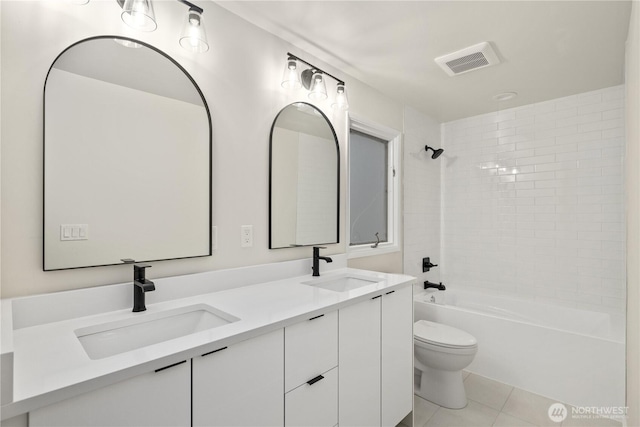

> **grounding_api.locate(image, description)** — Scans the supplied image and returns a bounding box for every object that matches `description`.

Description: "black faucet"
[312,246,333,277]
[133,264,155,312]
[424,280,446,291]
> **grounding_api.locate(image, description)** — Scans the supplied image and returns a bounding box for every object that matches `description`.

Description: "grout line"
[499,386,516,412]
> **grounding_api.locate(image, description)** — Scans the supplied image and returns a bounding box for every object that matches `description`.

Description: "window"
[348,117,401,258]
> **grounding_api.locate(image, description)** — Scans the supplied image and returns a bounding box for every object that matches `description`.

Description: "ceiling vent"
[435,42,500,76]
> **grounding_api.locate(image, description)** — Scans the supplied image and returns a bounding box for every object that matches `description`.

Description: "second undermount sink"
[75,304,239,360]
[302,273,382,293]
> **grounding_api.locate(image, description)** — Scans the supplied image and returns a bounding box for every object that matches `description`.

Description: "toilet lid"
[414,320,477,348]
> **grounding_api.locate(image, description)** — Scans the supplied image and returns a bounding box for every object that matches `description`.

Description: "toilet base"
[415,366,467,409]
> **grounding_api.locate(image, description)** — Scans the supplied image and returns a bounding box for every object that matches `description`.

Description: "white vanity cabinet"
[29,359,190,427]
[339,295,381,427]
[192,329,284,427]
[338,285,413,427]
[284,310,338,427]
[381,286,414,425]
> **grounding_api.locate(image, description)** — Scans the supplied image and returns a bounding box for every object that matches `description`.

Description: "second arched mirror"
[269,102,339,249]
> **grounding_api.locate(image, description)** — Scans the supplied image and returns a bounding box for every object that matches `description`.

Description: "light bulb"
[179,8,209,53]
[308,72,327,100]
[332,83,349,110]
[121,0,157,32]
[281,58,302,89]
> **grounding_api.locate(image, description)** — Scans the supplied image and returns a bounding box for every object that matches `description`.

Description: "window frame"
[347,115,401,259]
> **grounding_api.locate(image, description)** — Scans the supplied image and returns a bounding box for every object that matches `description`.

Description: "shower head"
[425,145,444,160]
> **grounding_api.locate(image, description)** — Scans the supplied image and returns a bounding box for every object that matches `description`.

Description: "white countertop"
[2,267,414,419]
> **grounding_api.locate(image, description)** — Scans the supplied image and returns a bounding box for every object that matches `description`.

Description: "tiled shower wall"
[441,86,626,314]
[403,107,441,284]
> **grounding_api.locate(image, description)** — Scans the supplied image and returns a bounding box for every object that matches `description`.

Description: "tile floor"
[402,372,624,427]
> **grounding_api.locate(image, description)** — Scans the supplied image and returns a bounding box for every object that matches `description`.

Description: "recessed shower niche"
[43,36,212,270]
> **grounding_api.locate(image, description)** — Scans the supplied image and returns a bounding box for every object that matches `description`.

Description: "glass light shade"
[281,58,302,89]
[121,0,157,32]
[179,9,209,53]
[308,72,327,100]
[332,83,349,110]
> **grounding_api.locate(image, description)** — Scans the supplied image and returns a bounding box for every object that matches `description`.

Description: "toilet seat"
[414,320,477,350]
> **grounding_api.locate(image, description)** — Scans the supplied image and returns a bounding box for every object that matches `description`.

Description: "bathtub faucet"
[424,280,446,291]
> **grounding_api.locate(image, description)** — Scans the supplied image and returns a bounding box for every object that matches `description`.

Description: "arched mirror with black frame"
[43,36,212,270]
[269,102,340,249]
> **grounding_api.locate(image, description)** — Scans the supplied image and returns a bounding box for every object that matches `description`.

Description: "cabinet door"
[338,296,381,427]
[192,329,284,427]
[29,360,190,427]
[285,310,338,392]
[381,286,414,426]
[285,367,338,427]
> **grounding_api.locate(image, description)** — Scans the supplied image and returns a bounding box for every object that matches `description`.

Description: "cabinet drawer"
[285,310,337,392]
[285,367,338,427]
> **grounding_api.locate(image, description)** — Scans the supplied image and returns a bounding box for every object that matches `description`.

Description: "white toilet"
[413,320,478,409]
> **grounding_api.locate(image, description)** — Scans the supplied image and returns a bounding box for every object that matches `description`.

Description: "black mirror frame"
[43,36,213,270]
[268,102,340,249]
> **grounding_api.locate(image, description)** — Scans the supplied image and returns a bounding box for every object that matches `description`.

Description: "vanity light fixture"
[308,72,328,100]
[121,0,157,32]
[281,57,302,89]
[281,53,349,110]
[178,0,209,53]
[332,82,349,111]
[117,0,209,53]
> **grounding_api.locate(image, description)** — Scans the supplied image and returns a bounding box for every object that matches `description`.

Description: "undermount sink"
[302,274,381,292]
[75,304,239,360]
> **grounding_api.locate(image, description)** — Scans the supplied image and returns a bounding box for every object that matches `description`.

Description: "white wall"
[441,86,626,315]
[625,1,640,424]
[403,107,441,284]
[0,0,403,298]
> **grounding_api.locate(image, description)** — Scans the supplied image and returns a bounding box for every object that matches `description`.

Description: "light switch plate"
[60,224,88,241]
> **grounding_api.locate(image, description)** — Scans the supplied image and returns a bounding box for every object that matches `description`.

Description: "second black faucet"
[312,246,332,277]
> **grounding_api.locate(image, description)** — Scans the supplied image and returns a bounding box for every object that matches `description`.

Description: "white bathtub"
[414,288,625,408]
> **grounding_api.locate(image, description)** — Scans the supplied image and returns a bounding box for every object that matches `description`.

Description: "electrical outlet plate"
[241,225,253,248]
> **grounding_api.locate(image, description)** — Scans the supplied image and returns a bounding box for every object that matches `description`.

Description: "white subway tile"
[556,130,602,145]
[438,86,625,314]
[577,98,624,115]
[535,107,577,124]
[601,85,625,101]
[516,154,556,166]
[576,92,603,105]
[602,109,623,120]
[535,143,577,156]
[535,125,578,140]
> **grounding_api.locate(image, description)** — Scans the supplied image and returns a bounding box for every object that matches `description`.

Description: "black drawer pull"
[201,346,227,357]
[371,295,382,300]
[386,290,395,295]
[155,360,186,373]
[307,375,325,386]
[308,314,325,321]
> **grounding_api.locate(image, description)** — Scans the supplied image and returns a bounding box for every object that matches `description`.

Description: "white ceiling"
[217,0,632,122]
